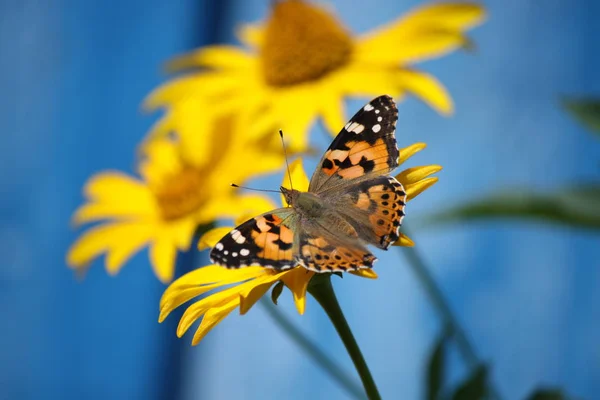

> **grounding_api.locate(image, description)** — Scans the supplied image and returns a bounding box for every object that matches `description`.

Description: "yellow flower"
[160,144,440,344]
[67,116,279,283]
[145,1,485,152]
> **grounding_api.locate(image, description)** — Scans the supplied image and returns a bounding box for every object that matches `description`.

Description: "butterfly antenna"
[279,129,294,192]
[230,183,280,194]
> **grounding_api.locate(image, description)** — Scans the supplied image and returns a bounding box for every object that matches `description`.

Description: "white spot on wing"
[215,243,224,251]
[231,229,246,244]
[364,104,374,111]
[375,109,380,114]
[232,252,238,257]
[372,124,381,133]
[377,116,382,122]
[347,122,365,134]
[240,248,250,256]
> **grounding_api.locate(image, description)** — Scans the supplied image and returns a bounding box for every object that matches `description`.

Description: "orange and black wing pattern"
[308,95,399,193]
[210,209,297,271]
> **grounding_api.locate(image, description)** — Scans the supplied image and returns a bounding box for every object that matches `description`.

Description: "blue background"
[1,0,598,399]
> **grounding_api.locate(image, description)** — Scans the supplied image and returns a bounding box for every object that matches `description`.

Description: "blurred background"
[1,0,598,399]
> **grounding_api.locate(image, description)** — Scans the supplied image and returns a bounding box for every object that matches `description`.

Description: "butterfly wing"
[308,95,399,194]
[330,175,407,249]
[213,95,401,272]
[210,208,298,271]
[296,219,377,273]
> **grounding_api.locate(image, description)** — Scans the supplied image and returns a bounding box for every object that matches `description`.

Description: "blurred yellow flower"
[67,116,280,283]
[145,0,485,152]
[160,145,441,344]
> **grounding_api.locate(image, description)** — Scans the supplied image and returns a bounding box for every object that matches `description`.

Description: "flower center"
[261,0,353,87]
[153,166,206,221]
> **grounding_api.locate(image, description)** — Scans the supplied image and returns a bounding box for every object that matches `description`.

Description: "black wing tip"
[370,94,396,107]
[363,95,398,123]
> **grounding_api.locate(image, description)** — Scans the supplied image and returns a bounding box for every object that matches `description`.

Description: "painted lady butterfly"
[210,95,406,273]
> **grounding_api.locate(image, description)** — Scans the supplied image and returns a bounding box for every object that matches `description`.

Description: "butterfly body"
[281,187,325,220]
[211,95,406,273]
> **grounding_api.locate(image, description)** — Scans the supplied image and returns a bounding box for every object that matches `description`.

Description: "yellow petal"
[239,272,285,315]
[149,237,178,283]
[273,89,319,153]
[318,86,345,136]
[395,69,453,115]
[281,267,315,315]
[166,46,253,72]
[159,286,208,323]
[357,3,485,65]
[159,266,266,322]
[105,228,153,275]
[171,265,265,289]
[192,75,261,122]
[220,127,285,184]
[399,142,427,165]
[143,75,206,110]
[176,284,239,336]
[198,227,233,250]
[396,165,443,187]
[67,221,153,269]
[405,177,439,201]
[201,194,276,224]
[177,274,267,340]
[237,23,265,49]
[239,100,280,143]
[361,26,472,67]
[359,28,470,66]
[72,201,157,226]
[137,137,183,185]
[191,299,240,345]
[141,114,171,144]
[392,232,415,247]
[164,218,197,251]
[396,3,486,31]
[335,67,403,99]
[82,171,151,203]
[280,158,310,205]
[164,98,217,165]
[349,268,379,279]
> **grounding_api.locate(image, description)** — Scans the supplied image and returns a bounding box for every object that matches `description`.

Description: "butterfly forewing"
[213,95,407,274]
[309,95,399,194]
[210,209,298,271]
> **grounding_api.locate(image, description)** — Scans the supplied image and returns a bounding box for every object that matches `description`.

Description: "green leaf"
[426,331,448,400]
[423,184,600,231]
[562,97,600,134]
[271,281,284,306]
[451,365,488,400]
[525,388,565,400]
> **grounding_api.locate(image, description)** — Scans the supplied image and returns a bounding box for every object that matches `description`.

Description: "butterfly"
[210,95,406,273]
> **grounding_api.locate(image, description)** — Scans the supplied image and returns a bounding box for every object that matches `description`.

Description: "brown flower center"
[153,166,207,221]
[261,0,353,87]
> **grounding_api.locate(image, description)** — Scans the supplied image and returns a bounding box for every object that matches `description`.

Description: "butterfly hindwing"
[309,95,399,194]
[212,95,408,274]
[210,209,298,271]
[332,175,406,249]
[296,222,377,273]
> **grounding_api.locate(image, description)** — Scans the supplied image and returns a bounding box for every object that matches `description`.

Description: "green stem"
[400,227,503,400]
[260,298,365,399]
[308,274,380,400]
